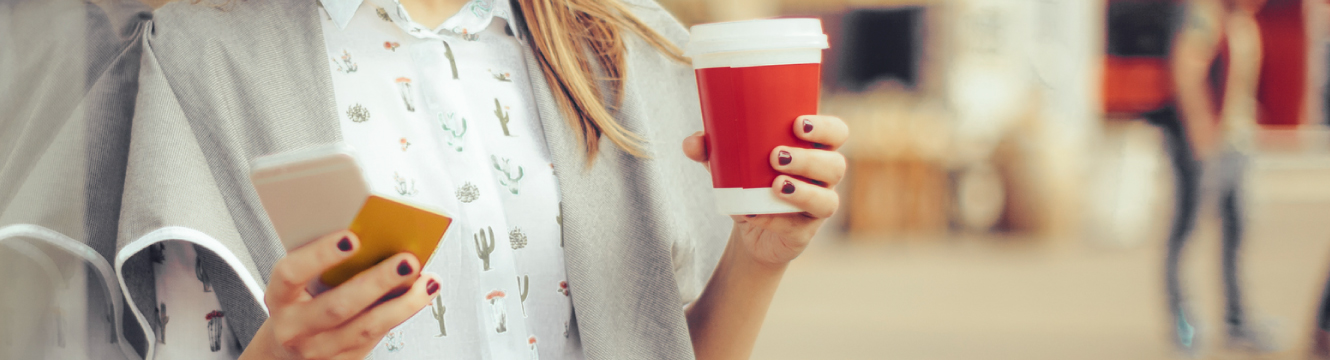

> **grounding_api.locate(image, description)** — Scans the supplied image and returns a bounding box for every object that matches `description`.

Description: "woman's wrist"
[686,227,789,360]
[722,228,789,279]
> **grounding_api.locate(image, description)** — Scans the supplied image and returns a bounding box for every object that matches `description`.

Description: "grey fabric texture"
[513,1,729,357]
[0,0,146,255]
[120,249,156,356]
[121,0,341,350]
[0,0,150,357]
[125,0,729,358]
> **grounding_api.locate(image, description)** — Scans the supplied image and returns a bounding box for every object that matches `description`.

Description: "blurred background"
[657,0,1330,359]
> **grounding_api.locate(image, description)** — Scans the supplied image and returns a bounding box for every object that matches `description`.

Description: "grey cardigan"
[0,0,150,359]
[118,0,728,359]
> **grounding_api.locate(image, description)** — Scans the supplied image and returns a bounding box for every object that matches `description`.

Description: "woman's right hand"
[240,231,440,360]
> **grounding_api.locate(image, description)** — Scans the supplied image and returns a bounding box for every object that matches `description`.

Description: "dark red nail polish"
[397,260,412,276]
[337,237,352,252]
[426,279,439,295]
[377,287,409,303]
[781,180,795,194]
[778,150,792,166]
[802,119,814,134]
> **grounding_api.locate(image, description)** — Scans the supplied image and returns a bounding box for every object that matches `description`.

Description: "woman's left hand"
[682,115,848,268]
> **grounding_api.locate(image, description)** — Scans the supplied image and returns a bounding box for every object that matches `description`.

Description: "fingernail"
[337,237,352,252]
[426,279,439,295]
[397,260,412,276]
[781,180,796,194]
[802,119,814,134]
[778,150,792,166]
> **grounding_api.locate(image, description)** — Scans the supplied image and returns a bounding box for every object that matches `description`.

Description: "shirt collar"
[322,0,519,41]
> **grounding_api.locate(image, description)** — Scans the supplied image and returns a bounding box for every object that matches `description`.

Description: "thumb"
[682,131,708,164]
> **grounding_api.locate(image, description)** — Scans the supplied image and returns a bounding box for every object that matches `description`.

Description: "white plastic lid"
[685,18,829,57]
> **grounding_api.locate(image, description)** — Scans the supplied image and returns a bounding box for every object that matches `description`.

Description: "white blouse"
[150,0,582,359]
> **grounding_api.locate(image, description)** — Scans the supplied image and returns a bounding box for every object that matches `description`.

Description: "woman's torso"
[131,0,723,357]
[318,0,581,358]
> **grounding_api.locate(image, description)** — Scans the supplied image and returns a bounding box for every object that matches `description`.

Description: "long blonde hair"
[515,0,688,162]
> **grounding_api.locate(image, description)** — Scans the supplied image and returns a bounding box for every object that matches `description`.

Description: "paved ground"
[752,160,1330,359]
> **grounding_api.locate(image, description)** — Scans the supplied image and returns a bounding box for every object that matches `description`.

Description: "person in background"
[1153,0,1272,355]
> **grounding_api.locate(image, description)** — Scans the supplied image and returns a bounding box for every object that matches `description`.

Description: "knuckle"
[803,150,823,169]
[831,155,848,181]
[371,262,401,287]
[823,195,841,218]
[270,258,291,279]
[799,185,818,202]
[357,327,379,346]
[832,122,850,138]
[276,331,310,357]
[323,301,356,321]
[271,262,302,289]
[371,275,398,294]
[315,246,341,268]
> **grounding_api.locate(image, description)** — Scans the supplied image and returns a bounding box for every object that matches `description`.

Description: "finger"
[305,274,440,358]
[794,115,849,150]
[682,131,709,164]
[299,252,422,332]
[771,146,846,187]
[266,230,359,308]
[773,175,839,219]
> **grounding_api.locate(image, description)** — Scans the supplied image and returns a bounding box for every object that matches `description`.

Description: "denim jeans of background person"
[1147,106,1259,353]
[1153,0,1272,355]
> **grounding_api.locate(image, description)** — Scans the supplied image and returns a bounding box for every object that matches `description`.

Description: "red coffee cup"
[685,19,830,215]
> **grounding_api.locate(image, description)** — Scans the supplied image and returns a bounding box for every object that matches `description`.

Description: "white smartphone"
[250,143,370,252]
[250,144,453,289]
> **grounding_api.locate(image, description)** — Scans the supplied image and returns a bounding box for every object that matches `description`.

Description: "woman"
[121,0,848,359]
[1154,0,1270,355]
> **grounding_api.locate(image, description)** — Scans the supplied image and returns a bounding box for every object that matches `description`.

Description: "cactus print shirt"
[323,0,578,359]
[148,242,244,358]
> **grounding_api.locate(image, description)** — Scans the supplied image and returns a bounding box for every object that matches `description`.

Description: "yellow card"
[320,195,452,287]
